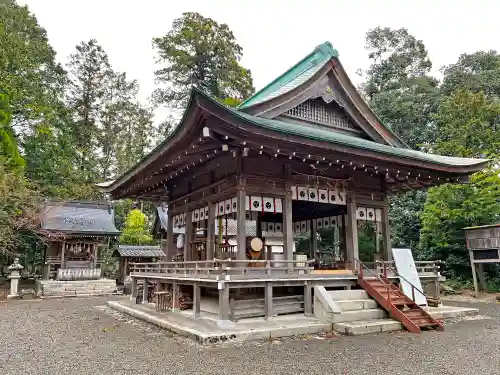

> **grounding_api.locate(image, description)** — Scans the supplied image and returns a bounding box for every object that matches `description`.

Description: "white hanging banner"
[366,208,375,221]
[318,189,328,203]
[356,206,367,221]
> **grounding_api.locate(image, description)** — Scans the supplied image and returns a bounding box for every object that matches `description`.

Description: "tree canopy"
[119,209,153,245]
[152,12,254,133]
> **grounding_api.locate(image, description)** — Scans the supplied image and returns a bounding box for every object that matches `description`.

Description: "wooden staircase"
[356,260,444,334]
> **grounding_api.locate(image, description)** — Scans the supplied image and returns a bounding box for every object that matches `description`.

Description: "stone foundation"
[37,279,117,297]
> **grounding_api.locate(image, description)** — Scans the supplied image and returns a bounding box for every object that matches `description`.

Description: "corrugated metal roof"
[41,201,120,235]
[117,245,165,257]
[238,42,337,109]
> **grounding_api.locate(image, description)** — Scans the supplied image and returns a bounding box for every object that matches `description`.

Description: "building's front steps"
[37,279,117,297]
[316,289,478,336]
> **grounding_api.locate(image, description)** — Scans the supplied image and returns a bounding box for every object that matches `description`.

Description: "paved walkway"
[0,296,499,375]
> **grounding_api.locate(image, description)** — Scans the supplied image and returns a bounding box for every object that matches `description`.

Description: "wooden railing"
[359,260,440,277]
[129,259,315,278]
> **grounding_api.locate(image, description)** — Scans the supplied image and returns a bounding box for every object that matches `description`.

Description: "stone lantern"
[8,258,24,299]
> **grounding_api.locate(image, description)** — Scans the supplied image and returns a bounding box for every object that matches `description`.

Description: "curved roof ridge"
[238,41,338,109]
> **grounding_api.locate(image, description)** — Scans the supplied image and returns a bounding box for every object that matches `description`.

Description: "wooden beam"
[283,165,294,270]
[236,177,246,261]
[345,194,358,267]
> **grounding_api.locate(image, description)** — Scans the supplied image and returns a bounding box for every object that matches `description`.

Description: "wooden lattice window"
[285,98,359,131]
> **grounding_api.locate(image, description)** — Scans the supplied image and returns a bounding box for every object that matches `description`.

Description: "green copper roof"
[199,90,487,168]
[238,42,338,109]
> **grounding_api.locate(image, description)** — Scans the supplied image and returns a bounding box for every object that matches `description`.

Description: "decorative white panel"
[375,208,382,223]
[183,213,187,225]
[267,222,275,232]
[217,201,225,216]
[328,189,338,204]
[205,206,209,219]
[245,196,250,210]
[316,218,324,230]
[250,196,262,211]
[337,190,347,205]
[308,187,319,202]
[300,221,308,233]
[275,222,282,232]
[274,198,283,213]
[173,215,179,227]
[194,209,200,222]
[261,222,268,231]
[291,186,298,200]
[297,187,308,201]
[330,216,338,228]
[200,207,206,221]
[263,197,275,213]
[294,222,301,233]
[318,189,328,204]
[224,199,231,215]
[323,216,331,229]
[356,206,367,221]
[366,207,375,221]
[231,197,237,213]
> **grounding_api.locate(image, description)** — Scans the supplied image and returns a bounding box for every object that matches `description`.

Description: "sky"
[19,0,500,123]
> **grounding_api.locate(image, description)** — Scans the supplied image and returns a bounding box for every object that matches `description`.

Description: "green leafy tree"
[420,87,500,281]
[441,51,500,97]
[119,209,154,245]
[66,39,112,181]
[361,27,440,148]
[420,171,500,279]
[360,27,439,252]
[152,12,254,134]
[433,89,500,159]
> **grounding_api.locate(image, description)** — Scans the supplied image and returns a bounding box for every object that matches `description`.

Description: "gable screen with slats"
[284,98,360,132]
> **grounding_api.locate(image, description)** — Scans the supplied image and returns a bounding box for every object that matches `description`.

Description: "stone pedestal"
[7,258,24,299]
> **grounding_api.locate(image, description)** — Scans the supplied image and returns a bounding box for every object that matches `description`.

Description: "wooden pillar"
[304,283,313,316]
[469,249,479,294]
[283,194,294,270]
[171,280,178,311]
[381,205,392,261]
[345,196,358,268]
[218,282,230,321]
[142,278,148,303]
[206,202,216,260]
[166,207,175,261]
[311,219,318,262]
[477,263,487,291]
[193,283,201,319]
[284,166,294,270]
[130,277,137,301]
[264,282,273,320]
[60,241,66,269]
[184,209,193,262]
[236,182,246,261]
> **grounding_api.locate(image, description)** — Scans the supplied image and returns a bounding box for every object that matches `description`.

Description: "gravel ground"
[1,297,499,375]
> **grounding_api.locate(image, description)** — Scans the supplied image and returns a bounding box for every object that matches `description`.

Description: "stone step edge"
[333,319,403,335]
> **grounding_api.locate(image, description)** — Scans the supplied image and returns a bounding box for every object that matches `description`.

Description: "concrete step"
[331,308,387,323]
[329,289,368,300]
[336,299,378,311]
[334,319,403,335]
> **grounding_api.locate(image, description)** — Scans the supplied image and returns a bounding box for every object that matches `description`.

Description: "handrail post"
[265,260,271,276]
[412,285,416,302]
[359,261,364,279]
[383,262,387,278]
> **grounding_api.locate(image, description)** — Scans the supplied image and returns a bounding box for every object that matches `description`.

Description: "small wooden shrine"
[464,223,500,293]
[99,41,487,323]
[41,201,120,280]
[113,245,166,283]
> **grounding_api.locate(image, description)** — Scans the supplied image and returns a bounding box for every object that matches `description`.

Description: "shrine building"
[100,42,487,334]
